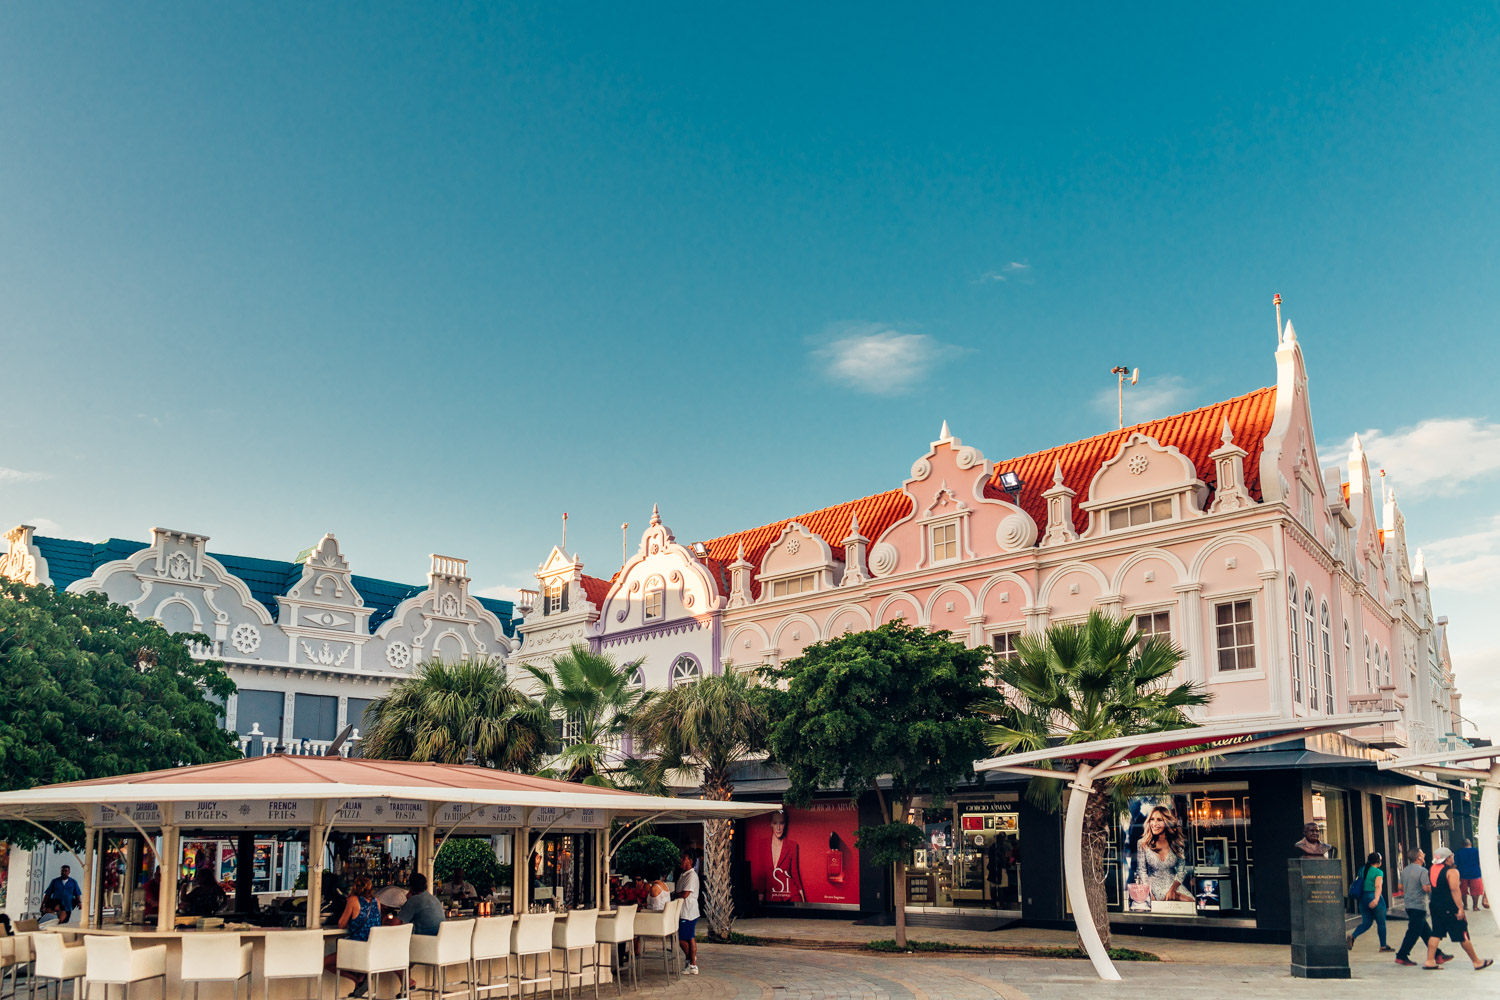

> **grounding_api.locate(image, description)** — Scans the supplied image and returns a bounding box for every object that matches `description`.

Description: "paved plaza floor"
[618,913,1500,999]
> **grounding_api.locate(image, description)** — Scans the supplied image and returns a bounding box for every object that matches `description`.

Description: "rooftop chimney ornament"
[561,511,568,549]
[621,523,629,568]
[1109,366,1139,430]
[1274,293,1283,342]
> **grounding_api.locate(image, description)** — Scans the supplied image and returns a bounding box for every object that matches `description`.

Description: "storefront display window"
[906,797,1021,912]
[1113,786,1253,919]
[530,831,595,911]
[745,800,860,910]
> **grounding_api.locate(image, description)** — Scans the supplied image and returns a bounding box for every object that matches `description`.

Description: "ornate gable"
[0,525,50,585]
[374,554,515,669]
[1080,432,1207,539]
[597,505,722,628]
[280,534,374,670]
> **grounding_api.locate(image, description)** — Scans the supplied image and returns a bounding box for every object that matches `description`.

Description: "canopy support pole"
[1064,765,1120,982]
[157,824,179,932]
[307,803,327,926]
[81,825,96,929]
[418,822,436,885]
[1481,763,1500,939]
[514,826,530,914]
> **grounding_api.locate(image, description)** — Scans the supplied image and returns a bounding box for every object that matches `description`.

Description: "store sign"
[92,802,165,829]
[334,799,429,827]
[745,799,861,910]
[1426,801,1453,831]
[173,799,313,827]
[433,803,526,829]
[527,806,607,829]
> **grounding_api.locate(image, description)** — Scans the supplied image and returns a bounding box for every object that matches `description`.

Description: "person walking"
[1454,839,1488,910]
[671,851,700,976]
[1347,851,1392,953]
[1396,847,1434,966]
[1425,846,1494,971]
[42,865,82,925]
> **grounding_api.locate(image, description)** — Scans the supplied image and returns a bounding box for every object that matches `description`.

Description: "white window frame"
[766,572,818,600]
[1320,602,1333,714]
[1134,609,1172,644]
[670,655,700,687]
[1303,588,1318,712]
[1105,497,1176,533]
[644,588,664,621]
[1364,636,1372,687]
[991,630,1022,662]
[1213,597,1257,675]
[1288,573,1302,704]
[1299,483,1315,532]
[545,579,564,615]
[929,520,960,564]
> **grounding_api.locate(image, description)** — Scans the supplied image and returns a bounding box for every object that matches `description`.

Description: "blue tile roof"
[28,535,514,636]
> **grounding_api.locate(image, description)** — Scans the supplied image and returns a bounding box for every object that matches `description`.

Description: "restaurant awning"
[971,711,1401,982]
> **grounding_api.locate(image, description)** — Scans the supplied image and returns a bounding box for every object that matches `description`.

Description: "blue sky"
[2,4,1498,727]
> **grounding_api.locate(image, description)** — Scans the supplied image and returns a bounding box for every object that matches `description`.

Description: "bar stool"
[592,906,635,996]
[469,916,514,999]
[550,910,597,1000]
[30,934,84,1000]
[84,934,168,1000]
[630,900,679,978]
[509,913,555,1000]
[179,934,252,1000]
[337,924,413,1000]
[410,919,473,1000]
[0,930,29,1000]
[262,930,328,1000]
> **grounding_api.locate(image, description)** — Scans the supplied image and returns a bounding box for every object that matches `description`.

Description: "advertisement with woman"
[745,800,860,909]
[1120,796,1195,914]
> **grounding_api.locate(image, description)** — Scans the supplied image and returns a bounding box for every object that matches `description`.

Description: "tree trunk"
[1080,788,1112,950]
[894,857,908,949]
[702,817,735,940]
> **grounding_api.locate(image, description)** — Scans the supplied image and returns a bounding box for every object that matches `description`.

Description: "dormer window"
[1298,484,1315,532]
[544,579,565,616]
[767,573,817,599]
[1107,499,1172,531]
[930,522,959,563]
[644,582,664,621]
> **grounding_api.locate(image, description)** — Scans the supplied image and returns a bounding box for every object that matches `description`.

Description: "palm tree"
[983,610,1208,948]
[360,658,550,771]
[630,669,770,940]
[523,644,648,786]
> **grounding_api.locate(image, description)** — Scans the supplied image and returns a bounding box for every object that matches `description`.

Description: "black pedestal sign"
[1289,858,1350,979]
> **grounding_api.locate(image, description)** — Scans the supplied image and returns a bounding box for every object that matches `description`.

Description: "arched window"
[1373,641,1382,688]
[627,666,645,690]
[1344,620,1352,689]
[670,655,700,687]
[1320,602,1333,714]
[1303,588,1318,712]
[1288,573,1302,704]
[1364,636,1372,686]
[644,576,665,621]
[1384,650,1391,685]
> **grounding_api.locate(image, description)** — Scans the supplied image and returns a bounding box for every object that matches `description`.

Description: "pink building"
[513,320,1465,936]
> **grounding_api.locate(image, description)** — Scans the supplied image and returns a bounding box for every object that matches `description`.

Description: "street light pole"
[1110,366,1138,430]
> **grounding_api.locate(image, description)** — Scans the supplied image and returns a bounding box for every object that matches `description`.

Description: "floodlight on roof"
[997,471,1024,501]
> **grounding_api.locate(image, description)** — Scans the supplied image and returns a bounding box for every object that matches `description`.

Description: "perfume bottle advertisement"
[745,799,860,908]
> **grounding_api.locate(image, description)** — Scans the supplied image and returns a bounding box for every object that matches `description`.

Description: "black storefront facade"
[728,743,1466,943]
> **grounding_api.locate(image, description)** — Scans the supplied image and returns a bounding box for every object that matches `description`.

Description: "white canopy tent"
[972,711,1401,981]
[0,755,776,930]
[1377,743,1500,938]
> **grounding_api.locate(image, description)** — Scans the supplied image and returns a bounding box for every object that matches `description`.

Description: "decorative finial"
[1220,417,1234,445]
[1413,548,1426,578]
[650,503,661,526]
[939,420,951,441]
[1052,459,1065,486]
[1351,433,1364,455]
[1282,319,1297,345]
[849,511,860,533]
[736,540,745,559]
[1274,292,1282,343]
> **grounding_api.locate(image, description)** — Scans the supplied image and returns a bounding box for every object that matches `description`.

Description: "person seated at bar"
[142,867,161,924]
[443,868,477,900]
[182,867,227,916]
[320,871,348,925]
[327,875,380,998]
[397,873,445,936]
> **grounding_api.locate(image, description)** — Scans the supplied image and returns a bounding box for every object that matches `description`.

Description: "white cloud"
[1421,514,1500,593]
[1319,418,1500,491]
[979,261,1032,283]
[0,466,51,483]
[1449,642,1500,739]
[1092,374,1193,425]
[475,584,528,602]
[812,324,965,395]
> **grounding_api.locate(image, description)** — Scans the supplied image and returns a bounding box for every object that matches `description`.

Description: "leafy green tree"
[762,622,991,948]
[361,658,549,771]
[434,836,510,895]
[524,644,647,786]
[0,580,239,845]
[614,834,680,881]
[631,670,769,940]
[983,610,1207,948]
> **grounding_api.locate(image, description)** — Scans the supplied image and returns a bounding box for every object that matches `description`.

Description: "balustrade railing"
[236,723,362,758]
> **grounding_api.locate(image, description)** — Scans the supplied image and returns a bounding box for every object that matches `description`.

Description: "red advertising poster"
[745,800,860,909]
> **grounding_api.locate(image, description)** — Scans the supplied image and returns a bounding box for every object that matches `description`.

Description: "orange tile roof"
[580,574,614,608]
[693,386,1279,596]
[986,386,1279,534]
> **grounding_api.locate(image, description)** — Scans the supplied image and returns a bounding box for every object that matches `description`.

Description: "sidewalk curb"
[713,936,1170,961]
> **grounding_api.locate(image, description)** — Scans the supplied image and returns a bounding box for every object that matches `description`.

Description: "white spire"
[850,511,860,534]
[1221,417,1234,445]
[1052,459,1065,486]
[1413,548,1426,580]
[939,420,951,442]
[1282,319,1297,345]
[650,503,660,526]
[1350,433,1364,457]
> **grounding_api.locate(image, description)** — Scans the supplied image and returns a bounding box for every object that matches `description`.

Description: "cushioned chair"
[470,916,514,999]
[337,924,413,1000]
[30,933,84,1000]
[509,914,555,1000]
[550,910,597,1000]
[410,919,473,1000]
[592,906,636,996]
[630,900,680,978]
[179,934,253,1000]
[262,930,327,1000]
[83,934,168,1000]
[0,929,27,1000]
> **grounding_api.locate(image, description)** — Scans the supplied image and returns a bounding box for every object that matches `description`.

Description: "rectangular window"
[930,522,959,562]
[768,573,817,599]
[293,693,338,743]
[346,697,377,735]
[1106,499,1173,530]
[644,590,664,620]
[1299,485,1316,531]
[1135,611,1171,643]
[1214,600,1256,672]
[236,689,285,742]
[991,631,1021,661]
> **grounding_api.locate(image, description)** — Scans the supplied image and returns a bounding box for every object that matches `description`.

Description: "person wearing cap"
[1425,846,1494,971]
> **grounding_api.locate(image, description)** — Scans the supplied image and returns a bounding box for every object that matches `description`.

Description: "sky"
[2,4,1498,730]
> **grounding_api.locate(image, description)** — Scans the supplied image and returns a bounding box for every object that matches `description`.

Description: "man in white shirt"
[672,851,701,975]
